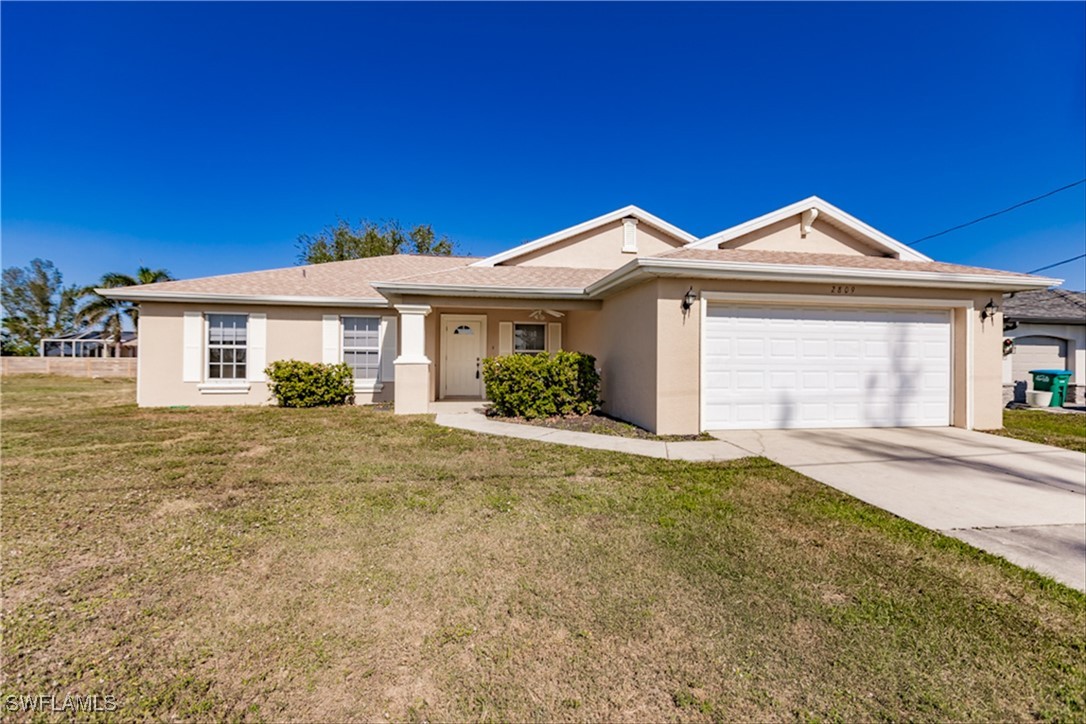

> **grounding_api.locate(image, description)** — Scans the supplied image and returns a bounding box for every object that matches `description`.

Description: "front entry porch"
[391,300,598,415]
[439,314,488,399]
[428,398,491,414]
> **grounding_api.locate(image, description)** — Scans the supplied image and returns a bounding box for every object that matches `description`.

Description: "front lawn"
[2,376,1084,721]
[988,408,1086,453]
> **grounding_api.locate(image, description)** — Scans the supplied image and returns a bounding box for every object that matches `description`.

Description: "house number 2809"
[830,285,856,295]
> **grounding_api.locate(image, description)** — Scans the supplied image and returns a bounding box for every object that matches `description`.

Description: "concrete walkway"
[710,427,1086,591]
[436,409,1086,591]
[434,410,750,462]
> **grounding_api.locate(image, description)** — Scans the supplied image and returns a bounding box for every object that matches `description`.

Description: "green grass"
[986,408,1086,452]
[2,375,1084,721]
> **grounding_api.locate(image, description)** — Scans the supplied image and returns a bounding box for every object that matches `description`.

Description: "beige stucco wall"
[718,215,887,257]
[972,305,1005,428]
[139,282,1008,434]
[138,302,395,407]
[505,220,684,268]
[578,279,1003,435]
[580,282,659,430]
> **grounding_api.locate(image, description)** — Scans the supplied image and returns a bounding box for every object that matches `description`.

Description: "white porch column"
[393,304,432,414]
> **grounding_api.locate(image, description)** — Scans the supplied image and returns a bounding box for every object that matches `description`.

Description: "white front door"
[442,318,485,397]
[702,304,952,430]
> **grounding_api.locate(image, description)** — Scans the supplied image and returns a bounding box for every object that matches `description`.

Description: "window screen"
[343,317,380,380]
[514,323,546,354]
[207,314,248,380]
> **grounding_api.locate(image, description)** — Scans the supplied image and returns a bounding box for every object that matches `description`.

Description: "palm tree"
[78,267,173,357]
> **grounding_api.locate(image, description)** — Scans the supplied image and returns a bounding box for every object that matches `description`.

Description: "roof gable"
[471,205,697,267]
[688,196,932,262]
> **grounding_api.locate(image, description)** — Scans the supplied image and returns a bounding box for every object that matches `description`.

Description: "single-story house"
[102,197,1059,434]
[1002,288,1085,405]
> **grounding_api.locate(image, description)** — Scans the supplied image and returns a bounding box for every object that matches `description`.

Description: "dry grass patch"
[2,376,1084,721]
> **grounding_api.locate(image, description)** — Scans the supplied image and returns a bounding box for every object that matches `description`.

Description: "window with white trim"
[207,314,248,380]
[514,323,546,354]
[343,316,380,380]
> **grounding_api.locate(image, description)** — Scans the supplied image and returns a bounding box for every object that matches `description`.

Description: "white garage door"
[703,305,951,430]
[1011,336,1067,391]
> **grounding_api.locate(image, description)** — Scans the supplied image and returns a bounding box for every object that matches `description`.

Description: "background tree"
[1,329,29,357]
[297,219,455,264]
[78,267,173,357]
[1,259,84,356]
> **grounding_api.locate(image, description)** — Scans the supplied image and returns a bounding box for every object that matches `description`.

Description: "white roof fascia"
[470,205,698,267]
[97,289,391,307]
[688,196,933,262]
[370,281,588,300]
[585,257,1059,297]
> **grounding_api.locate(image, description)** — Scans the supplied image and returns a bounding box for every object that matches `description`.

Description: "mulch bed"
[486,410,713,441]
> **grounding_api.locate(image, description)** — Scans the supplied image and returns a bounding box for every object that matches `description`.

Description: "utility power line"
[1027,253,1086,275]
[909,178,1086,246]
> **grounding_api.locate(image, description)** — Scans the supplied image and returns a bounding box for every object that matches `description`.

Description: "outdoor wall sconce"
[681,286,698,312]
[981,298,999,322]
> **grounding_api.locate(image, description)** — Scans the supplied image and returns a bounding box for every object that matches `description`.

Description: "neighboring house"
[40,330,138,358]
[1002,289,1086,405]
[102,197,1059,434]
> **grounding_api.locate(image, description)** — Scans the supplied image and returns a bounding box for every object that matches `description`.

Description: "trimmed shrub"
[265,360,355,408]
[483,351,600,419]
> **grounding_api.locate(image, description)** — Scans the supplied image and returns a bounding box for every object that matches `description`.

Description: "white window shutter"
[322,315,340,364]
[182,311,202,382]
[248,313,267,381]
[547,322,562,353]
[622,217,638,253]
[498,322,513,355]
[379,315,397,381]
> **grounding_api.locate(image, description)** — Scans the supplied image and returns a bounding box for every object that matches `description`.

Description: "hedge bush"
[482,351,600,419]
[265,360,355,408]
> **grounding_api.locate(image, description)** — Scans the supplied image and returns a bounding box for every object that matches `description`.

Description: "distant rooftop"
[1003,288,1086,323]
[44,330,138,342]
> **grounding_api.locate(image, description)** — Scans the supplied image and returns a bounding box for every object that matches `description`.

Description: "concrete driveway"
[709,427,1086,591]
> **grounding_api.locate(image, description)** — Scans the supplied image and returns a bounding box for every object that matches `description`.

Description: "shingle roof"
[105,255,479,301]
[658,247,1042,280]
[1003,288,1086,323]
[378,264,612,291]
[105,247,1053,305]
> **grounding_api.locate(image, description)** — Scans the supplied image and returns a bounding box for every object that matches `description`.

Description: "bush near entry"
[483,351,600,418]
[265,360,355,408]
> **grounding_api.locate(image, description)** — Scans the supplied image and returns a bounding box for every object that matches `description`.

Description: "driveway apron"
[710,427,1086,591]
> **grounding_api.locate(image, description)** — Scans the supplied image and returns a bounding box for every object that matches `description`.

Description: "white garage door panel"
[703,305,951,430]
[1011,336,1067,391]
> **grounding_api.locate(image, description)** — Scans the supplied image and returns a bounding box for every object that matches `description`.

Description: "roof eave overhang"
[1004,316,1086,325]
[370,282,589,300]
[585,258,1060,297]
[97,289,391,307]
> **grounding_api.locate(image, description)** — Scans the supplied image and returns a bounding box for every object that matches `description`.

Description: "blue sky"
[3,2,1084,289]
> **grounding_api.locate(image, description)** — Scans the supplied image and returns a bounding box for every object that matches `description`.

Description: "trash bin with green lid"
[1028,369,1073,407]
